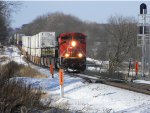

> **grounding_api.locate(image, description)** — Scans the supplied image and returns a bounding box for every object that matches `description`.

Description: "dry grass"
[0,81,50,113]
[0,61,47,78]
[17,66,48,78]
[0,56,9,62]
[0,61,50,113]
[0,61,73,113]
[0,61,21,82]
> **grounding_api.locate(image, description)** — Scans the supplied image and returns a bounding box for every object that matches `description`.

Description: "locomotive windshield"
[74,35,86,40]
[61,36,71,40]
[61,35,85,40]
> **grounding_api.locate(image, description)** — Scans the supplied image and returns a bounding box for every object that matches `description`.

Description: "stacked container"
[22,32,55,57]
[30,34,37,56]
[15,34,25,45]
[36,32,55,57]
[22,36,31,52]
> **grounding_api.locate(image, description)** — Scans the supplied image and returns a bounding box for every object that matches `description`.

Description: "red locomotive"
[55,32,86,71]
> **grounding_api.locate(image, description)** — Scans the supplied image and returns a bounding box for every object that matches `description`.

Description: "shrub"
[0,81,50,113]
[0,61,47,80]
[0,61,22,83]
[0,61,50,113]
[0,56,9,62]
[0,61,72,113]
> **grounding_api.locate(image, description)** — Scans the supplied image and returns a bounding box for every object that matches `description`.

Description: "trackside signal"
[135,61,139,78]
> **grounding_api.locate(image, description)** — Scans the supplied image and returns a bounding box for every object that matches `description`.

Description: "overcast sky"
[11,1,150,28]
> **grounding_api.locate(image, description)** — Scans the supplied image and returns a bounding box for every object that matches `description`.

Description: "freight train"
[13,32,86,72]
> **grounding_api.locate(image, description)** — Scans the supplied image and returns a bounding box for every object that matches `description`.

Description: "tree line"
[15,12,140,73]
[0,1,20,44]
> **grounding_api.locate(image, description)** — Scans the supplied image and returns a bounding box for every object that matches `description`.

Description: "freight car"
[14,34,25,47]
[18,32,86,72]
[21,32,55,67]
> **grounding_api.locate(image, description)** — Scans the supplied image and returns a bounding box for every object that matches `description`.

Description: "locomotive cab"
[56,32,86,71]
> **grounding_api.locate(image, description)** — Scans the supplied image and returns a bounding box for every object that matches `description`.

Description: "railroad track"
[16,48,150,95]
[67,72,150,95]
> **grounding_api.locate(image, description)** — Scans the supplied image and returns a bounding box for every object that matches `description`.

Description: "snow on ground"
[10,46,26,65]
[2,46,150,113]
[133,80,150,85]
[87,57,109,65]
[0,46,26,65]
[86,58,148,77]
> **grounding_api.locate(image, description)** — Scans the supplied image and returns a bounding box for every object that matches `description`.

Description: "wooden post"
[59,68,64,98]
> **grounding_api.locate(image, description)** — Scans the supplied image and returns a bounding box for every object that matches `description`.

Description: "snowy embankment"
[133,80,150,85]
[2,46,150,113]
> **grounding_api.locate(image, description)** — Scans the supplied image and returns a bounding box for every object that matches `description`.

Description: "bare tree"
[105,15,137,74]
[0,1,21,43]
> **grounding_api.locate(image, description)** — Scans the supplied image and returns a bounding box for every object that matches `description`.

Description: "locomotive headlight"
[71,41,76,47]
[78,53,83,58]
[65,53,69,58]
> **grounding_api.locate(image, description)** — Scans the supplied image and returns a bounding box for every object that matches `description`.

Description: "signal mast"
[137,3,150,77]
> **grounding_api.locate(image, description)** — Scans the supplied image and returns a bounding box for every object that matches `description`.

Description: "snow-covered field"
[1,46,150,113]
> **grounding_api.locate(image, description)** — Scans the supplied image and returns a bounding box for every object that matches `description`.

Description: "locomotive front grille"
[61,57,86,71]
